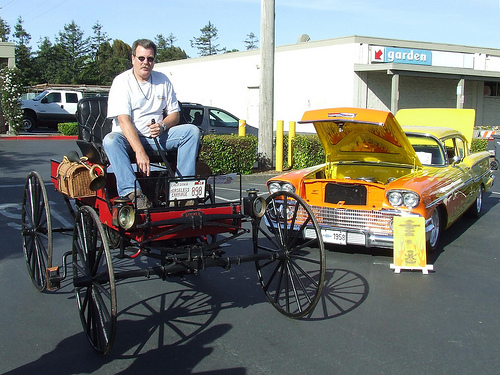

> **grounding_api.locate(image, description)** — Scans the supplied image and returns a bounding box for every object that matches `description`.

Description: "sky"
[0,0,499,58]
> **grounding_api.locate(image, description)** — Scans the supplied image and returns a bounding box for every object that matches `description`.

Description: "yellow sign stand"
[390,216,434,274]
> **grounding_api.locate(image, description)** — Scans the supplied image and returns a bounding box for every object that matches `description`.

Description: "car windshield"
[33,91,48,101]
[406,134,446,166]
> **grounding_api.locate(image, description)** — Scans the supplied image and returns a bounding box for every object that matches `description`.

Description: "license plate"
[322,229,347,245]
[169,179,206,200]
[304,228,347,245]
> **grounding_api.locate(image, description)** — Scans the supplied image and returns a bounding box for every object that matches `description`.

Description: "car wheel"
[468,184,484,218]
[22,114,36,132]
[490,159,499,170]
[427,207,442,252]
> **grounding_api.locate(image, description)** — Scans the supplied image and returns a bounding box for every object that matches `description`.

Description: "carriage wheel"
[73,206,117,356]
[21,171,53,291]
[253,191,325,318]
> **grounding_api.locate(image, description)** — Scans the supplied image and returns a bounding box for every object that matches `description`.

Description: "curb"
[0,134,77,140]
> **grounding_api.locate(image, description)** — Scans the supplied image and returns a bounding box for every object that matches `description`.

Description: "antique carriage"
[20,97,326,355]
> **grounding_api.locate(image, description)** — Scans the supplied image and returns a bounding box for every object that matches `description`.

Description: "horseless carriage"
[20,97,326,356]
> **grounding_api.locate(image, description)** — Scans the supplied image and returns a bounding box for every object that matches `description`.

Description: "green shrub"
[281,134,325,170]
[471,138,488,153]
[58,122,78,136]
[199,134,258,175]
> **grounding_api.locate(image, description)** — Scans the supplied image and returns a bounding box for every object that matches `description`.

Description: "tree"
[155,33,187,62]
[56,21,91,83]
[190,21,225,56]
[90,21,111,61]
[0,17,10,42]
[244,32,259,50]
[13,17,33,85]
[32,37,60,84]
[80,22,112,85]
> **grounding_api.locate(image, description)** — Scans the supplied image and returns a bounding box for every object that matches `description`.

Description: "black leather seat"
[76,96,176,169]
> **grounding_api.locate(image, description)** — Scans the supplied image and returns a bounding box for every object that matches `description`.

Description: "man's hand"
[135,148,150,176]
[148,120,162,138]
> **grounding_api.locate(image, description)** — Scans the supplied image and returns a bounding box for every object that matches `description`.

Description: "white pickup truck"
[21,90,83,131]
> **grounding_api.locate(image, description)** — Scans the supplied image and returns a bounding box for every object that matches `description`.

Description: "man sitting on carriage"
[103,38,200,209]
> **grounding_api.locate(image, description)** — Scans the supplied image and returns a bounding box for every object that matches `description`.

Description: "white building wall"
[156,40,361,133]
[157,51,261,124]
[156,36,500,132]
[272,43,358,132]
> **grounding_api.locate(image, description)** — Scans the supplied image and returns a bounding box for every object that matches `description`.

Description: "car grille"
[301,205,402,235]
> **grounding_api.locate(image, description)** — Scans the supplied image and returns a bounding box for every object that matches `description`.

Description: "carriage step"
[46,267,61,290]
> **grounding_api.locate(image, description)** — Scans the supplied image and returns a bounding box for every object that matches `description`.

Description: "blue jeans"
[103,124,200,197]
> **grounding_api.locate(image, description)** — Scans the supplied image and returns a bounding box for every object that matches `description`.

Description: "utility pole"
[259,0,275,169]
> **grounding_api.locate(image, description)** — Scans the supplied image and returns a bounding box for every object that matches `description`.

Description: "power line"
[0,0,18,10]
[26,0,71,23]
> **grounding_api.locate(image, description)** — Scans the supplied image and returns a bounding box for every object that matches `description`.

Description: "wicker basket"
[56,159,96,198]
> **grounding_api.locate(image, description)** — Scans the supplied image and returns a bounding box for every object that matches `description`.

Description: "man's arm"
[117,114,151,176]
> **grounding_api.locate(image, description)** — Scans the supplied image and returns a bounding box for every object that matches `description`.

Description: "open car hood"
[299,108,422,167]
[395,108,475,144]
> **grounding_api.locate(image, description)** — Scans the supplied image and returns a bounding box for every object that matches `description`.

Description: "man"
[103,38,200,208]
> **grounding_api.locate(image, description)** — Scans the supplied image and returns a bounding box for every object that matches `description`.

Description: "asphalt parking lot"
[1,137,499,374]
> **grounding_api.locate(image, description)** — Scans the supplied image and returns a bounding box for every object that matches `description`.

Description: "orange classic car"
[267,108,494,251]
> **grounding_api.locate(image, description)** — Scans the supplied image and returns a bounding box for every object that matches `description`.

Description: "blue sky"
[0,0,499,57]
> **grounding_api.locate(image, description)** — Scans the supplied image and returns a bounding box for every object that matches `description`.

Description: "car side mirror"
[452,155,461,164]
[41,97,48,103]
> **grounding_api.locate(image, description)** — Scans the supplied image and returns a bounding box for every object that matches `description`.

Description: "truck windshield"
[33,91,48,101]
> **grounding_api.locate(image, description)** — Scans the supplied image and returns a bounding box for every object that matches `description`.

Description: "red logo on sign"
[374,49,383,60]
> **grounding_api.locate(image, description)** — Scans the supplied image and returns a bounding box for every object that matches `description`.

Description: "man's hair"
[132,39,157,56]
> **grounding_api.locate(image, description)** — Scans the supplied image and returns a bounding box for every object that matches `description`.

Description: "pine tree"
[244,32,259,50]
[190,21,226,56]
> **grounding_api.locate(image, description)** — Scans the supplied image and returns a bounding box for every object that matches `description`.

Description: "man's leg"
[102,132,136,197]
[160,124,200,177]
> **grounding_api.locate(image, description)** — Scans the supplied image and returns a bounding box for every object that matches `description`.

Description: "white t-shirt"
[107,69,180,137]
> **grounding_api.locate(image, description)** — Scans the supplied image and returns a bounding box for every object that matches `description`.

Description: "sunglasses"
[136,56,155,63]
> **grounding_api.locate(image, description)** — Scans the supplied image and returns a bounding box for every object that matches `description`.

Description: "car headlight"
[387,190,420,209]
[387,191,403,207]
[268,181,282,194]
[403,192,420,209]
[267,181,296,194]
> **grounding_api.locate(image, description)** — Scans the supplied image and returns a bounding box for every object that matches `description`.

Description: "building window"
[484,81,500,96]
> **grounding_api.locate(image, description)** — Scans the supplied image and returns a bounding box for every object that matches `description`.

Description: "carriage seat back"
[76,96,174,166]
[76,96,112,165]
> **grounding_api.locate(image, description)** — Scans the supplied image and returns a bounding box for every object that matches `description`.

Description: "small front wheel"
[253,191,325,318]
[73,206,117,356]
[21,171,53,291]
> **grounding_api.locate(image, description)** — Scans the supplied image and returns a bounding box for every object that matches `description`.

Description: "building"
[0,42,15,68]
[155,35,500,132]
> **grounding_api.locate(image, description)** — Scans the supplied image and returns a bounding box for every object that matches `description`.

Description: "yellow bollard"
[238,119,246,137]
[288,121,296,167]
[276,120,284,172]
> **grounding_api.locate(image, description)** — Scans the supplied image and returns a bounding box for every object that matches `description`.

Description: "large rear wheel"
[21,171,52,291]
[73,206,117,356]
[253,191,325,318]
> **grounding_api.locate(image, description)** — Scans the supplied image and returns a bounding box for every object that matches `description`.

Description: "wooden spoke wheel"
[253,191,325,318]
[21,171,53,291]
[72,206,117,356]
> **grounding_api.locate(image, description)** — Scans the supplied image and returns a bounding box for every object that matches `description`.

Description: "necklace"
[133,72,153,100]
